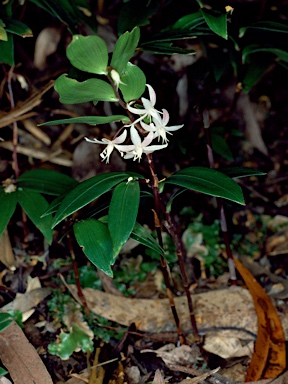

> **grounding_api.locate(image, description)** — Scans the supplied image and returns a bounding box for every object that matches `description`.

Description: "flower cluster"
[85,84,183,163]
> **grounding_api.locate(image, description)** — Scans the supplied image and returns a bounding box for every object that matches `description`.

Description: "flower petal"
[130,126,142,146]
[113,130,127,144]
[146,84,156,107]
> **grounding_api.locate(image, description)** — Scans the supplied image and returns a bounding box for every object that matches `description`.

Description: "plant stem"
[7,67,20,179]
[147,153,186,344]
[164,214,200,342]
[67,235,90,316]
[203,110,237,285]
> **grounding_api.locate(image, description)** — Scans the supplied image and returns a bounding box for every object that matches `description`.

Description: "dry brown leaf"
[0,81,54,129]
[0,141,72,167]
[153,369,165,384]
[0,228,15,270]
[1,287,50,313]
[69,285,259,335]
[203,335,254,359]
[178,367,220,384]
[22,118,51,145]
[234,258,286,381]
[0,321,53,384]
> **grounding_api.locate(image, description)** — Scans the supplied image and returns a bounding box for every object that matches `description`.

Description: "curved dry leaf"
[234,258,286,381]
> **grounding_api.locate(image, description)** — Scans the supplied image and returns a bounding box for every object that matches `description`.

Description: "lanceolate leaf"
[219,167,266,178]
[5,19,32,37]
[67,35,108,75]
[131,222,164,256]
[108,180,140,258]
[54,74,118,104]
[201,8,228,39]
[164,167,245,205]
[239,21,288,38]
[74,219,113,276]
[119,62,146,102]
[18,169,78,195]
[0,187,17,238]
[110,26,140,74]
[17,189,53,244]
[52,172,131,228]
[243,46,288,64]
[40,115,130,127]
[172,11,205,30]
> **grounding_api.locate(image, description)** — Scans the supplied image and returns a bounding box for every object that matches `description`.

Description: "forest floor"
[1,2,288,384]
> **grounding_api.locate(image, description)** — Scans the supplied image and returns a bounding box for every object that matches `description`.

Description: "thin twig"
[67,235,90,316]
[147,153,186,344]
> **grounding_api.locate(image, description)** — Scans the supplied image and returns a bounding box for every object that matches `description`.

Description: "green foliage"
[28,0,97,34]
[17,169,78,196]
[17,189,53,244]
[164,167,245,206]
[48,324,93,360]
[54,75,118,104]
[39,115,130,126]
[108,181,140,259]
[74,219,114,276]
[183,219,226,276]
[67,35,108,75]
[51,172,135,228]
[110,27,140,74]
[0,312,13,332]
[0,185,18,238]
[119,62,146,102]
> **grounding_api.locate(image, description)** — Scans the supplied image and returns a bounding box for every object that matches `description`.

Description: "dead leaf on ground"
[0,321,53,384]
[203,335,254,359]
[234,258,286,381]
[68,285,261,336]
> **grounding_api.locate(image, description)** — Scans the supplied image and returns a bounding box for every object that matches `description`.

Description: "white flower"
[116,125,167,162]
[140,109,184,143]
[127,84,163,124]
[85,130,127,163]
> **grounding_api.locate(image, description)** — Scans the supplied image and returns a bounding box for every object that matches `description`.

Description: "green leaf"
[0,33,14,65]
[0,312,13,332]
[211,128,233,161]
[239,21,288,38]
[0,367,8,376]
[74,219,113,276]
[17,190,53,244]
[39,115,130,127]
[172,11,205,30]
[118,0,159,35]
[48,324,93,359]
[0,19,7,41]
[0,186,17,238]
[166,189,187,213]
[110,26,140,74]
[242,54,273,92]
[67,35,108,75]
[5,19,32,37]
[119,62,146,102]
[201,8,228,39]
[29,0,97,34]
[242,45,288,64]
[131,222,164,256]
[219,167,266,178]
[108,180,140,258]
[164,167,245,205]
[18,169,78,195]
[140,42,196,55]
[52,172,130,227]
[54,74,118,104]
